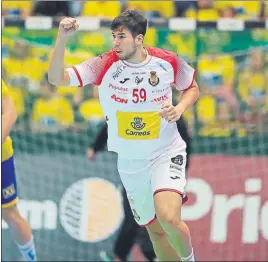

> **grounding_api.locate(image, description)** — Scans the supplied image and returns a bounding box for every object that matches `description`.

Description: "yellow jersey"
[2,80,14,162]
[79,98,104,121]
[32,96,74,126]
[82,1,120,19]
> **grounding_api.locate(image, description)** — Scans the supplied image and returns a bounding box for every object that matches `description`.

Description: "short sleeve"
[66,56,99,87]
[66,50,118,87]
[174,56,196,91]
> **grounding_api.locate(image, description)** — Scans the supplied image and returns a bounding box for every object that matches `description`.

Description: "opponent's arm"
[2,95,17,143]
[48,17,79,86]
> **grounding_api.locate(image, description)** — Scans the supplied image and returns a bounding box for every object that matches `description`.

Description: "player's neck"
[125,47,147,64]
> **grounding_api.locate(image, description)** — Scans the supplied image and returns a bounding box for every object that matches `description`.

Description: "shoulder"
[93,49,119,70]
[146,47,178,66]
[94,49,119,85]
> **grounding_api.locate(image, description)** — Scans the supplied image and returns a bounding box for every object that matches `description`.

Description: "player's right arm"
[48,17,113,88]
[2,81,17,143]
[48,17,79,86]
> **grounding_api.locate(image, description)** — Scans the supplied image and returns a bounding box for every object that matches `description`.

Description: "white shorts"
[117,148,188,226]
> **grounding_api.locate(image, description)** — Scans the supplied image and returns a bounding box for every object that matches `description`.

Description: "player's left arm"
[160,55,199,123]
[2,95,18,143]
[175,80,199,117]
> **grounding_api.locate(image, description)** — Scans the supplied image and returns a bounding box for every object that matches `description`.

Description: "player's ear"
[136,34,144,45]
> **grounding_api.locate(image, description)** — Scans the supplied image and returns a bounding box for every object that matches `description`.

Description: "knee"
[156,208,182,230]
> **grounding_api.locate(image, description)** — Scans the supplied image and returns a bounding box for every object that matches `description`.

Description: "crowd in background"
[1,1,268,138]
[2,0,268,20]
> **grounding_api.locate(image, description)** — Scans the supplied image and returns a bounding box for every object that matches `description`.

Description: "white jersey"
[67,47,196,159]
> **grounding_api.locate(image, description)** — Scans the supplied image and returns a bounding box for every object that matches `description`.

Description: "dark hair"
[110,10,147,38]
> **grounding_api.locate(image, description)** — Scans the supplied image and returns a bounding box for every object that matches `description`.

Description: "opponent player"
[2,80,37,261]
[48,11,199,261]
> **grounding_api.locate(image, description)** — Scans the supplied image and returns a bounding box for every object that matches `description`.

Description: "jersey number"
[132,88,146,103]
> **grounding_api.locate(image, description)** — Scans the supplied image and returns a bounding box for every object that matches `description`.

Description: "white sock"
[181,248,195,261]
[17,237,37,261]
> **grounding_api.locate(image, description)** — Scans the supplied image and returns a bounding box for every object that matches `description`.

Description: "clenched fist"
[58,17,79,40]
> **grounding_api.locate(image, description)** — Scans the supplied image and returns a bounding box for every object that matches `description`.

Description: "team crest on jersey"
[148,71,160,86]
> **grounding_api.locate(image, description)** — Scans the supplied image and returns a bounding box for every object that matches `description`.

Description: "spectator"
[185,0,219,21]
[77,85,104,126]
[259,0,268,20]
[2,1,32,19]
[197,51,238,126]
[219,6,236,18]
[215,1,261,20]
[125,1,175,18]
[174,1,196,17]
[81,0,120,19]
[31,1,70,16]
[3,40,46,89]
[237,48,268,122]
[31,75,74,133]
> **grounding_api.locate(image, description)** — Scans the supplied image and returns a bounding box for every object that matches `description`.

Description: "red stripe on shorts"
[140,216,157,227]
[154,188,188,204]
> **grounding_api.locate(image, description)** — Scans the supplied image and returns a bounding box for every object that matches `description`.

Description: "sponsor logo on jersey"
[152,86,170,94]
[170,164,182,174]
[135,76,143,85]
[111,94,128,104]
[148,71,160,86]
[171,155,183,165]
[112,65,126,80]
[109,83,128,92]
[151,95,168,103]
[125,117,150,137]
[170,174,181,180]
[119,78,130,84]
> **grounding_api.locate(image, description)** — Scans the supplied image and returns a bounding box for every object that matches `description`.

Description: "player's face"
[112,28,140,61]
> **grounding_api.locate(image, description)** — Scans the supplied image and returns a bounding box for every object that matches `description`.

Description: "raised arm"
[48,17,79,86]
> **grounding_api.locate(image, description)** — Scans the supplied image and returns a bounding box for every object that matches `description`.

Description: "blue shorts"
[1,156,18,208]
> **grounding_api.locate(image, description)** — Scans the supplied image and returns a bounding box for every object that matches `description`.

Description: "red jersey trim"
[94,50,119,86]
[154,188,188,204]
[140,216,157,227]
[146,46,178,77]
[72,66,83,87]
